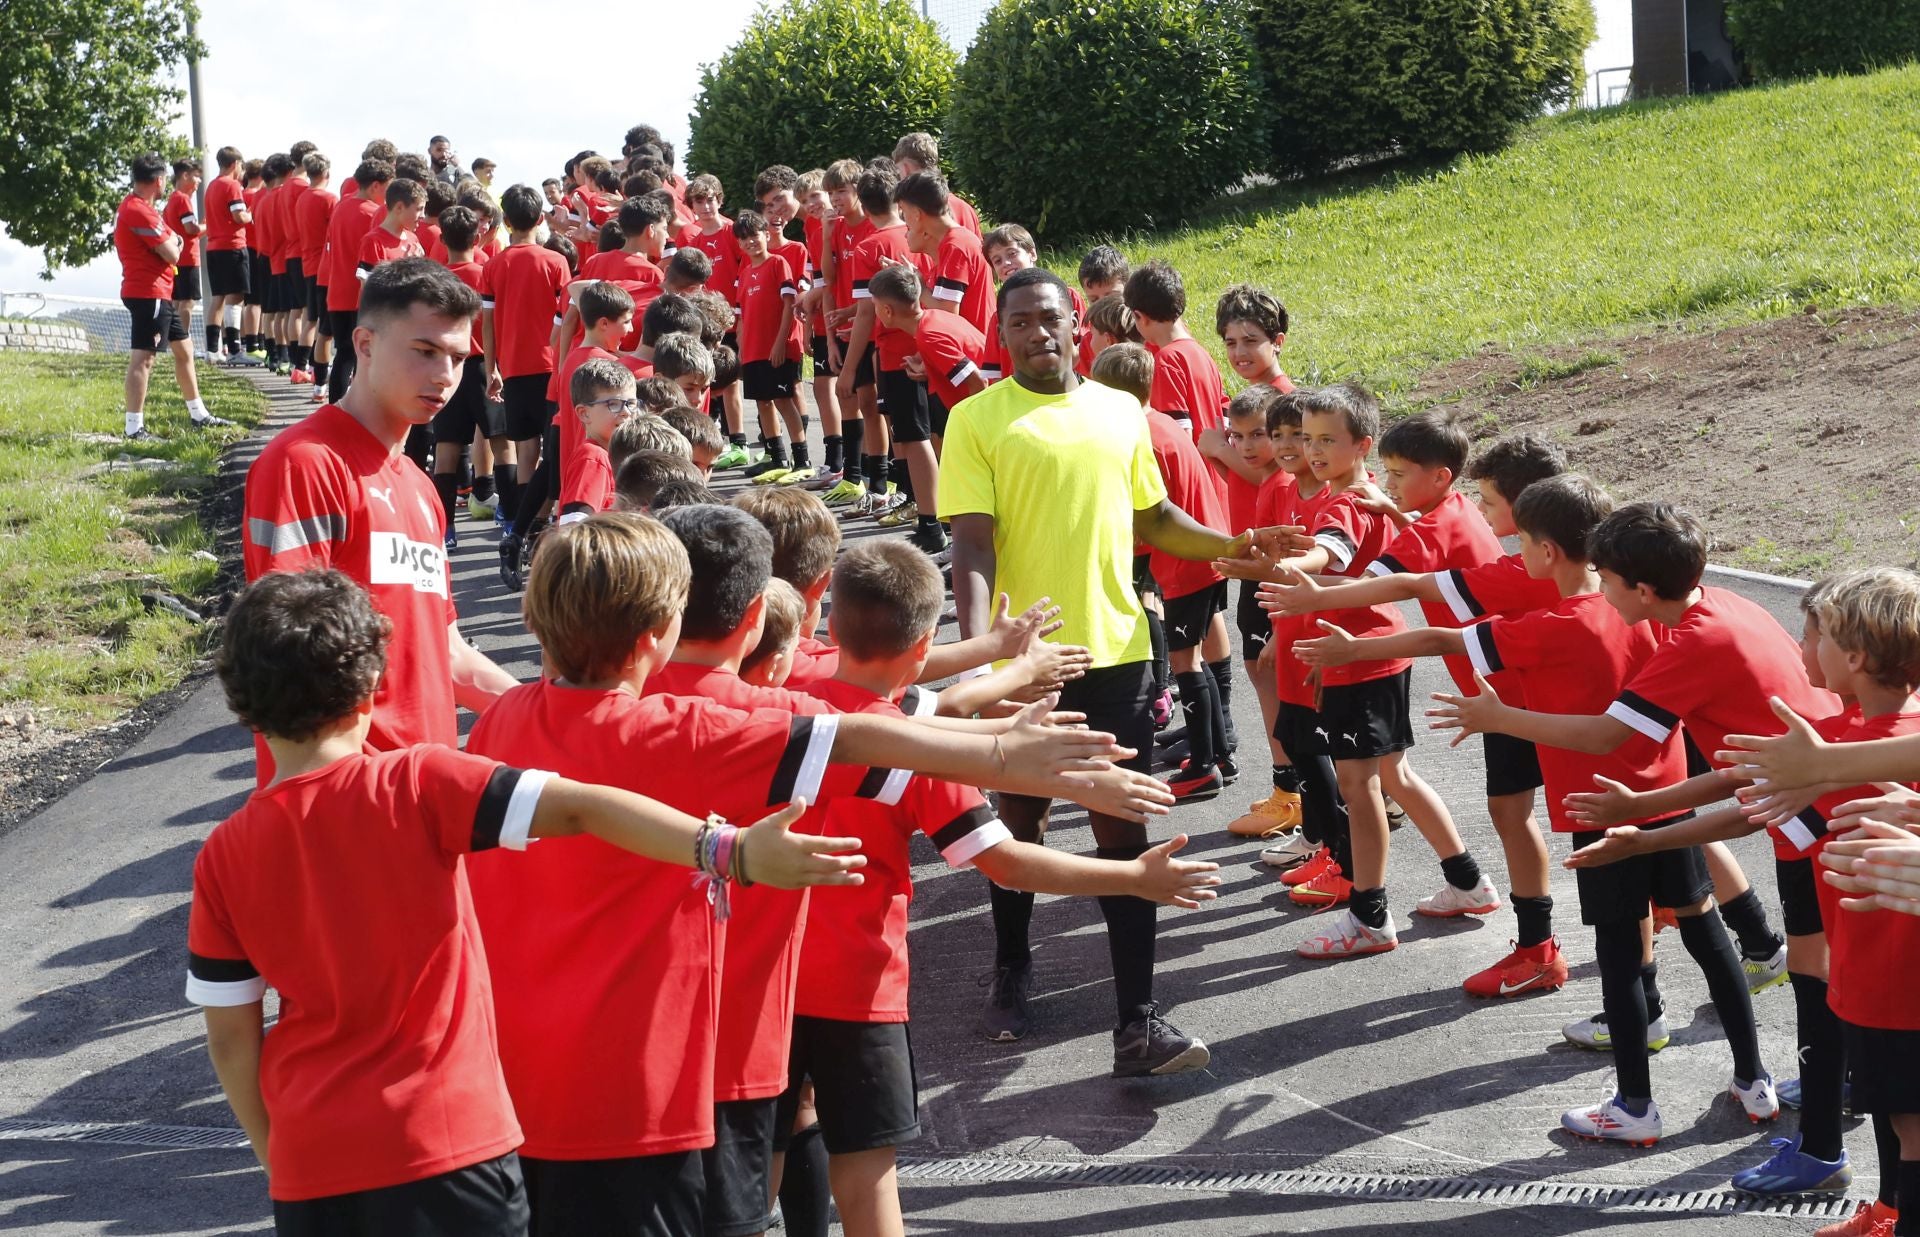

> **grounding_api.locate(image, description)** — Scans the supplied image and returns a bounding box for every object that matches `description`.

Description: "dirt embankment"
[1404,306,1920,577]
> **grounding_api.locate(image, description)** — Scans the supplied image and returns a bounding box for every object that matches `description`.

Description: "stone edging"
[0,321,90,353]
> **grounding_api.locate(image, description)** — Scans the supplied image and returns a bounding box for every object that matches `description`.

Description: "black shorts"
[776,1017,920,1156]
[434,356,507,442]
[1776,855,1825,938]
[998,661,1155,821]
[273,1152,529,1237]
[928,390,950,438]
[1273,701,1330,758]
[123,297,188,351]
[205,248,249,298]
[1237,579,1272,658]
[274,270,300,314]
[1839,1018,1920,1113]
[520,1149,700,1237]
[701,1098,777,1237]
[1162,580,1228,653]
[244,249,268,306]
[502,373,554,441]
[309,277,331,327]
[877,367,931,444]
[741,358,800,402]
[1483,731,1545,799]
[1133,553,1158,598]
[1317,669,1414,761]
[809,332,838,377]
[171,265,201,301]
[286,257,305,291]
[1570,814,1713,925]
[844,339,876,389]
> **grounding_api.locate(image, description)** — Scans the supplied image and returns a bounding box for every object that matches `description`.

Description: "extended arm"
[1428,670,1634,754]
[204,1003,270,1171]
[1719,702,1920,792]
[1134,498,1246,564]
[972,834,1220,908]
[1293,621,1463,669]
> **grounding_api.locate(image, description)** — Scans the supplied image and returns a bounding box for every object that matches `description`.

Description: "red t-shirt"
[552,342,620,466]
[637,663,875,1100]
[852,222,920,371]
[797,679,1011,1022]
[295,187,338,274]
[949,192,983,238]
[830,216,874,338]
[785,635,842,688]
[415,219,442,263]
[480,244,571,379]
[271,179,310,271]
[1261,473,1322,706]
[1270,371,1297,393]
[447,260,485,357]
[357,224,425,282]
[1437,552,1564,626]
[1222,465,1277,536]
[324,196,385,311]
[113,193,174,299]
[466,680,852,1155]
[803,215,825,290]
[204,174,247,250]
[1148,337,1227,441]
[242,407,456,778]
[1463,594,1684,831]
[186,746,532,1200]
[251,184,280,269]
[1608,587,1842,859]
[162,190,199,267]
[1308,488,1411,687]
[927,226,994,334]
[736,253,801,365]
[1364,490,1506,694]
[1146,410,1228,603]
[916,311,985,410]
[558,440,615,519]
[1807,700,1920,1029]
[676,220,742,305]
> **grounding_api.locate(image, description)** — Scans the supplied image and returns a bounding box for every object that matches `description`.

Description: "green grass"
[1057,65,1920,397]
[0,352,264,726]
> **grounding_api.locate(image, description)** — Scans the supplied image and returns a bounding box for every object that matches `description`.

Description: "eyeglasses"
[587,398,639,413]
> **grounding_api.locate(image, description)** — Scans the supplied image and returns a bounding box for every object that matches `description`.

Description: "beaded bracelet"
[691,814,739,921]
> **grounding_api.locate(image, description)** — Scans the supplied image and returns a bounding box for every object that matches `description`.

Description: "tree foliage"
[945,0,1269,240]
[1727,0,1920,80]
[688,0,957,201]
[1250,0,1594,177]
[0,0,201,275]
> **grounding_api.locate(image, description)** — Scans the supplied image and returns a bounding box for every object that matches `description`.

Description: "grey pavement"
[0,372,1859,1233]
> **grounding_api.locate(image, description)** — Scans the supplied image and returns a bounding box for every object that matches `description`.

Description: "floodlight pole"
[186,10,208,269]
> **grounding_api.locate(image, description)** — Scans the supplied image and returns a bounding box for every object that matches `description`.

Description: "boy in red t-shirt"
[203,146,252,361]
[839,166,921,518]
[428,205,514,540]
[292,152,338,398]
[163,158,204,359]
[758,163,845,487]
[979,224,1087,382]
[321,158,391,403]
[1076,244,1131,375]
[113,152,219,438]
[816,159,888,506]
[1091,345,1238,801]
[557,360,635,523]
[890,132,982,236]
[189,567,864,1232]
[1124,259,1226,448]
[787,540,1218,1236]
[1215,283,1295,393]
[550,281,636,482]
[733,209,809,484]
[353,178,426,280]
[676,174,749,456]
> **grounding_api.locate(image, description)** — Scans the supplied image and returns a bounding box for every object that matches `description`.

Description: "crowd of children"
[146,123,1920,1237]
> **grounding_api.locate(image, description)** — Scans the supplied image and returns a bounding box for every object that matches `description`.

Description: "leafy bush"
[945,0,1269,239]
[1727,0,1920,80]
[1250,0,1595,177]
[687,0,957,202]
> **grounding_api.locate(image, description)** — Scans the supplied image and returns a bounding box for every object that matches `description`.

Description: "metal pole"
[186,10,208,271]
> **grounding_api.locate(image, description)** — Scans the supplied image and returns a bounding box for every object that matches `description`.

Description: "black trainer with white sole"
[982,965,1032,1042]
[1113,1004,1210,1077]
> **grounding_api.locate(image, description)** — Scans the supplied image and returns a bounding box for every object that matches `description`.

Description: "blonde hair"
[823,158,864,191]
[796,169,826,197]
[1085,292,1139,344]
[1090,341,1154,406]
[609,412,693,472]
[742,578,806,679]
[1815,567,1920,692]
[733,486,840,590]
[522,514,690,683]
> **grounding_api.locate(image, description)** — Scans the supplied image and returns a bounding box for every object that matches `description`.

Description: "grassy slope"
[1068,65,1920,396]
[0,353,263,726]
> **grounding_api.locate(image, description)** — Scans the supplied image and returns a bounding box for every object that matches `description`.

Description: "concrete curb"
[1704,562,1812,592]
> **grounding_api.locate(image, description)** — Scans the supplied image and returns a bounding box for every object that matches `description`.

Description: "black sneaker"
[497,534,523,590]
[190,413,236,428]
[122,427,163,443]
[1218,755,1239,786]
[982,965,1032,1042]
[1113,1005,1210,1078]
[1155,725,1188,748]
[910,527,950,561]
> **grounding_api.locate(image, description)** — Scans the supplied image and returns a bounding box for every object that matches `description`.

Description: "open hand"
[1293,619,1358,668]
[1427,671,1505,748]
[1714,698,1831,791]
[1136,834,1222,908]
[1562,826,1645,869]
[1563,775,1640,830]
[740,800,868,889]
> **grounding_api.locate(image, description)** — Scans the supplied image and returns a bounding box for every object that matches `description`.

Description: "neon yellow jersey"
[938,378,1167,669]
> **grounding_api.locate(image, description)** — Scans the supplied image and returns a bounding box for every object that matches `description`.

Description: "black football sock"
[767,436,791,467]
[778,1124,831,1237]
[205,324,220,354]
[729,430,748,447]
[842,417,864,468]
[1174,670,1216,771]
[1207,659,1237,752]
[1295,751,1340,847]
[1145,608,1169,696]
[864,454,889,495]
[1512,894,1554,949]
[822,433,844,474]
[472,471,496,504]
[1899,1161,1920,1236]
[223,326,240,353]
[494,473,518,523]
[1791,972,1846,1161]
[312,360,330,388]
[916,513,942,537]
[990,884,1034,970]
[791,440,810,468]
[1676,909,1764,1083]
[431,472,459,528]
[1721,887,1782,960]
[890,457,912,503]
[1641,960,1664,1022]
[1595,918,1653,1102]
[1274,764,1301,793]
[1350,886,1389,931]
[1877,1114,1901,1207]
[1440,850,1484,892]
[1095,844,1156,1024]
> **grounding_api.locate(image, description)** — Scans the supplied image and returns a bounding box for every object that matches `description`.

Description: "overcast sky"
[0,0,1633,303]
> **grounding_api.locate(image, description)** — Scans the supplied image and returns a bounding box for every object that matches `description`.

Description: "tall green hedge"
[1251,0,1595,176]
[688,0,957,201]
[945,0,1269,239]
[1728,0,1920,79]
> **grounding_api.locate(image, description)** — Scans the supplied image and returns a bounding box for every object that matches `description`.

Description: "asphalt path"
[0,373,1856,1234]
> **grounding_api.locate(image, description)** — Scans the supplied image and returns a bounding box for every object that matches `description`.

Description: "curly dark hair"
[218,570,389,740]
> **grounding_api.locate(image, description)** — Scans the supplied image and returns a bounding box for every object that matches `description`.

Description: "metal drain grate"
[895,1155,1855,1220]
[0,1117,251,1150]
